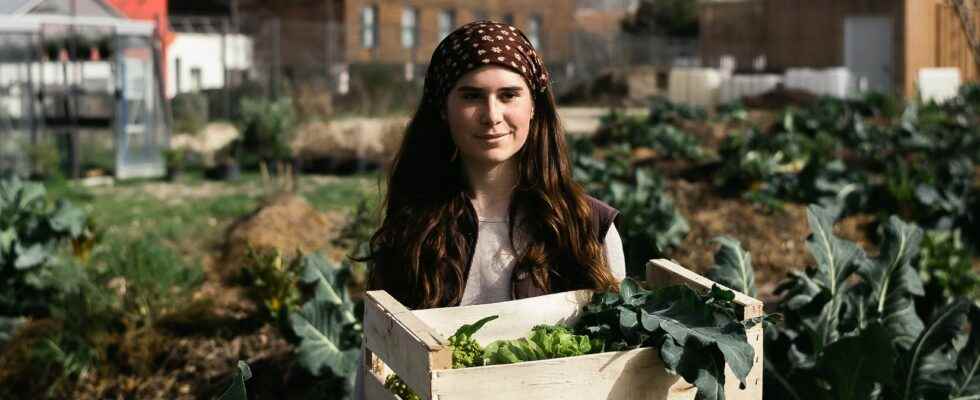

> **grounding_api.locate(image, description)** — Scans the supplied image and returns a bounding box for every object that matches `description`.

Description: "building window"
[503,13,514,25]
[190,67,202,91]
[528,15,542,50]
[438,9,456,41]
[402,7,418,48]
[361,6,377,48]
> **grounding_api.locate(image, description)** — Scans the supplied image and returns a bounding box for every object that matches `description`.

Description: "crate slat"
[430,347,689,400]
[364,291,452,400]
[412,290,592,344]
[364,366,402,400]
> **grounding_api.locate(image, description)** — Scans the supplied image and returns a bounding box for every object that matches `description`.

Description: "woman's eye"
[461,92,480,100]
[500,92,519,101]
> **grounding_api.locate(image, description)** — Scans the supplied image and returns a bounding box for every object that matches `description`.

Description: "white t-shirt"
[459,218,626,306]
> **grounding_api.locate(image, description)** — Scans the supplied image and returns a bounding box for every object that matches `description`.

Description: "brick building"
[234,0,575,78]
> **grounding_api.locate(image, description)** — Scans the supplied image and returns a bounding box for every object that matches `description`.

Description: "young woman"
[354,20,625,397]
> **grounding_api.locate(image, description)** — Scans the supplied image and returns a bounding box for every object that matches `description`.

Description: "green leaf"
[857,216,925,347]
[706,236,758,297]
[896,299,970,400]
[804,205,866,347]
[818,322,897,400]
[620,278,643,306]
[453,315,499,340]
[288,255,360,385]
[298,253,347,306]
[951,305,980,397]
[217,360,252,400]
[641,287,754,384]
[14,180,46,210]
[0,228,16,254]
[289,298,360,378]
[14,243,48,270]
[805,205,865,296]
[48,200,86,237]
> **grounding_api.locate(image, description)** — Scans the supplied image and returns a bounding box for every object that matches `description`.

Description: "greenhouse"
[0,0,167,179]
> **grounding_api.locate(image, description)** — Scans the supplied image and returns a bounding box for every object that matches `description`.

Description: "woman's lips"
[475,132,510,140]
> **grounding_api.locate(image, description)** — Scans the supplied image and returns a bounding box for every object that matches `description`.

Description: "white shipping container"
[784,67,853,98]
[667,68,723,108]
[918,68,961,104]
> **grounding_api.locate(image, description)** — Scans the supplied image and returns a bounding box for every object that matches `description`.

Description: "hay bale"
[290,117,406,172]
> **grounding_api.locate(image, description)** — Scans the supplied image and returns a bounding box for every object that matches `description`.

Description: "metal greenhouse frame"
[0,12,168,179]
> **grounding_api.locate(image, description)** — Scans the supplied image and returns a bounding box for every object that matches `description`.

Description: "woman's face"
[446,65,534,168]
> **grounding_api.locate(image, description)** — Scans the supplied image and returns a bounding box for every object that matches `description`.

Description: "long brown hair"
[362,82,617,309]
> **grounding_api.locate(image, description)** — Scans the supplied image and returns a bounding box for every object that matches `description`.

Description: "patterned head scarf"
[423,20,550,108]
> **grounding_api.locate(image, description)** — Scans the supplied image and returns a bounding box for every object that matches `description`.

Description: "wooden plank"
[646,259,764,319]
[364,366,401,400]
[412,290,593,344]
[363,291,453,400]
[726,323,765,400]
[430,347,689,400]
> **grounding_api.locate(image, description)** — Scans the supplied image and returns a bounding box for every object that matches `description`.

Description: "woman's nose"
[481,97,504,126]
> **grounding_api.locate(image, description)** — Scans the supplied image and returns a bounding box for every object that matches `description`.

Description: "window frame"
[361,5,378,49]
[438,9,456,41]
[401,6,419,49]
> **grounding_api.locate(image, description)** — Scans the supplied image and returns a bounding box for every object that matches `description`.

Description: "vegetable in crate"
[483,324,595,364]
[384,375,421,400]
[575,278,757,400]
[450,315,498,368]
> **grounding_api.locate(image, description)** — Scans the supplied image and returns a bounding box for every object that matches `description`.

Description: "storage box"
[363,259,764,400]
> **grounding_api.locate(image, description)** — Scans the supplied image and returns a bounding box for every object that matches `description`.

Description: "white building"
[166,31,253,98]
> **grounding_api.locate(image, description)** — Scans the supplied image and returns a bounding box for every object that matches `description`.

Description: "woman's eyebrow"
[456,85,525,92]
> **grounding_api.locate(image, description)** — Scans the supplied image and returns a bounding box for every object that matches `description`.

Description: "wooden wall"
[700,0,980,96]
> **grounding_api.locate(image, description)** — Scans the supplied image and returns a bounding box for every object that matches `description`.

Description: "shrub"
[238,96,297,168]
[171,92,209,135]
[25,140,62,180]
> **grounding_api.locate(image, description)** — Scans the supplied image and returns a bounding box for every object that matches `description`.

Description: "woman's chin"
[461,151,518,168]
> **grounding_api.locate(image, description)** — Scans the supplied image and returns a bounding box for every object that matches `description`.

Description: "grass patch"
[43,172,380,269]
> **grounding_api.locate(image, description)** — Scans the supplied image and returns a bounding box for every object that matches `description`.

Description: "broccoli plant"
[0,177,91,318]
[713,205,980,400]
[286,253,362,396]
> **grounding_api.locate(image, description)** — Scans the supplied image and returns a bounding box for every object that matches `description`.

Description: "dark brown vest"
[455,196,619,305]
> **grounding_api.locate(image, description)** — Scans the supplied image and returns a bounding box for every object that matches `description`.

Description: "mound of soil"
[220,193,347,277]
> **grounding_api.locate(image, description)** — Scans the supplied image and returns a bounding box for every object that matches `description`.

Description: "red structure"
[104,0,174,85]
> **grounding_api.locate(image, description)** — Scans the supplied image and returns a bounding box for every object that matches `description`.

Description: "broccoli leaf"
[706,236,757,298]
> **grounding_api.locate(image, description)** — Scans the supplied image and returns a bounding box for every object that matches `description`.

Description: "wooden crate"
[363,259,764,400]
